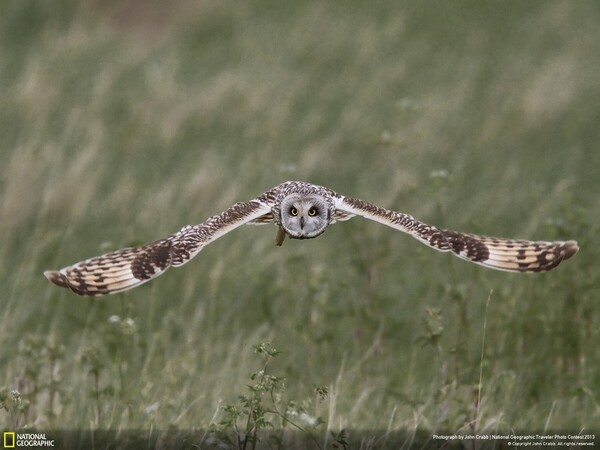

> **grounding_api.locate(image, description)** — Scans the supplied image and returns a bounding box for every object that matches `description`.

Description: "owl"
[44,181,579,296]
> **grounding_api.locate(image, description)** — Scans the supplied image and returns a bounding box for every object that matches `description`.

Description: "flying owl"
[44,181,579,296]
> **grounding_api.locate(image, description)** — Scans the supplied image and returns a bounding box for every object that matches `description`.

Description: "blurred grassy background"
[1,0,598,443]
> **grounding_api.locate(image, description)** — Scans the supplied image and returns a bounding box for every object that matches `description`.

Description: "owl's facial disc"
[280,195,328,239]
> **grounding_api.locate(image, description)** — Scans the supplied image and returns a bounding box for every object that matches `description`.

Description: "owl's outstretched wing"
[335,196,578,273]
[44,200,273,296]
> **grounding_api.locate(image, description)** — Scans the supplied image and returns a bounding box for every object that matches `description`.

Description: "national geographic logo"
[3,432,54,448]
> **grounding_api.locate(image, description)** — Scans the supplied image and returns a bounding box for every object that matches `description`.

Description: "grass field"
[1,1,599,448]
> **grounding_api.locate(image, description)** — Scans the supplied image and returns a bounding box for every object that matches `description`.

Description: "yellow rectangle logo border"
[3,432,16,448]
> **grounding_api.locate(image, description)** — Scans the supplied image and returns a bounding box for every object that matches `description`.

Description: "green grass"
[1,0,599,447]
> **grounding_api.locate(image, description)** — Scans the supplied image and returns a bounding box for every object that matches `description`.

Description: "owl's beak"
[300,216,305,229]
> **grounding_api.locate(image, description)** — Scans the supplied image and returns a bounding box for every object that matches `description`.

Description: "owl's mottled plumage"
[44,181,578,296]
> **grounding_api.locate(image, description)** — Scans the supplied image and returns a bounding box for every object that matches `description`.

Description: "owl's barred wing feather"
[44,200,272,296]
[336,196,578,273]
[44,242,171,295]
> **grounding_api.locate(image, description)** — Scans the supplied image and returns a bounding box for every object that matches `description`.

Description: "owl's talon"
[275,227,286,246]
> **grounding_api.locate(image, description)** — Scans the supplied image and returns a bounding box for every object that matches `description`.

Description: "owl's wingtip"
[44,270,69,289]
[563,240,579,260]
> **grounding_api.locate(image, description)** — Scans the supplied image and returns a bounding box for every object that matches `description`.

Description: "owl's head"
[279,194,330,239]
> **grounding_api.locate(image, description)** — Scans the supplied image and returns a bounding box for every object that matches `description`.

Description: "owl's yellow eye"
[290,207,298,216]
[308,208,317,217]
